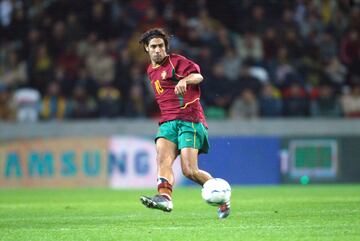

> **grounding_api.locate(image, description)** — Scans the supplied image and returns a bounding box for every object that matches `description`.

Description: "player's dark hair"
[139,28,170,52]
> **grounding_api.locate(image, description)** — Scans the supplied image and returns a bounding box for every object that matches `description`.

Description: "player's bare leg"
[180,147,230,218]
[140,138,177,212]
[156,138,178,198]
[180,148,212,185]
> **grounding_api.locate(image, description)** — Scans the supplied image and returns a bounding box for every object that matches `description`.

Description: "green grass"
[0,185,359,241]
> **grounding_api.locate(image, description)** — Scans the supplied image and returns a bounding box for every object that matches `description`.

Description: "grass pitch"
[0,185,359,241]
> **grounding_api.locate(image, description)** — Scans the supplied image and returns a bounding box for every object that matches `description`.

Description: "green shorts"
[155,120,210,154]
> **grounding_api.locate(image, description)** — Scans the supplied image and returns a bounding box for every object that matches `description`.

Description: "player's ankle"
[159,193,172,201]
[157,176,173,200]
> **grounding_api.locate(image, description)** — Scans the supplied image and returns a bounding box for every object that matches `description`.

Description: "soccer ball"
[201,178,231,206]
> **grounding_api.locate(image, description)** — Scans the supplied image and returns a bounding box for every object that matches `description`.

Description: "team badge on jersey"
[161,70,167,80]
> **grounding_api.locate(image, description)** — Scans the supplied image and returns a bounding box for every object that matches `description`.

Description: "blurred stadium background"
[0,0,360,187]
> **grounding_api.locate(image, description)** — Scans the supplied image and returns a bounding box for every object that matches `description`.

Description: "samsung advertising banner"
[0,136,184,188]
[0,136,281,187]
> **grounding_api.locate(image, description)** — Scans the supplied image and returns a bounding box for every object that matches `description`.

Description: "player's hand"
[174,79,187,96]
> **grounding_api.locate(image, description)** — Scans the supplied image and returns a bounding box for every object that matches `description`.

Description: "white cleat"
[140,195,173,212]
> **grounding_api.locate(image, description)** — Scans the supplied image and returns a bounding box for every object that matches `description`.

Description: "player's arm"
[174,73,203,95]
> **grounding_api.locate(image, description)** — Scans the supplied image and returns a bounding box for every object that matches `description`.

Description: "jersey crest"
[161,70,167,80]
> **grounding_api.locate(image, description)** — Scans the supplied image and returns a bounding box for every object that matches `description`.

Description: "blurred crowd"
[0,0,360,122]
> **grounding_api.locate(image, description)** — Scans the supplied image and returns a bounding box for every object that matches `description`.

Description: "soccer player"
[138,28,230,218]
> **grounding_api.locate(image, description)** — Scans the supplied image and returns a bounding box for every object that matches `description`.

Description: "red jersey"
[147,54,208,127]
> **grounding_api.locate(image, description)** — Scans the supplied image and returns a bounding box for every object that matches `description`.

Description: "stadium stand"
[0,0,359,121]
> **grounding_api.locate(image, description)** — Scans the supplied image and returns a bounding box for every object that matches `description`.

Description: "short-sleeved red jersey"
[147,53,208,127]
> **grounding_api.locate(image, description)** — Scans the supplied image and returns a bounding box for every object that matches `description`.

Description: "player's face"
[146,38,167,64]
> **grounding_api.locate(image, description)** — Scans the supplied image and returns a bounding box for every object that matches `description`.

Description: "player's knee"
[182,166,198,180]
